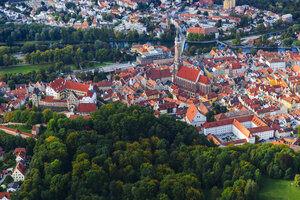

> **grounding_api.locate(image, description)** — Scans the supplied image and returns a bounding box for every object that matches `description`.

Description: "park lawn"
[0,64,52,74]
[8,125,32,134]
[93,62,114,67]
[258,176,300,200]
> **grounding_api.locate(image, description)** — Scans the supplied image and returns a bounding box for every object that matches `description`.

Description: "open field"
[0,64,52,74]
[0,61,116,74]
[258,176,300,200]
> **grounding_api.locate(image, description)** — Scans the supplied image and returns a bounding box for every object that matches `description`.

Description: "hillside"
[11,103,300,200]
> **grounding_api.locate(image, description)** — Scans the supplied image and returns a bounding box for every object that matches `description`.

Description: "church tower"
[166,15,170,29]
[31,88,40,108]
[173,28,182,81]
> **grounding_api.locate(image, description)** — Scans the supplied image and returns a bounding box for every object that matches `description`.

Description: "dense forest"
[0,23,175,45]
[9,103,300,200]
[23,42,134,67]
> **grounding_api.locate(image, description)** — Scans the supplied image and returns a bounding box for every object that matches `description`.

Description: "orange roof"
[272,141,289,146]
[50,78,89,93]
[187,27,218,34]
[0,193,11,199]
[13,161,27,176]
[186,104,199,122]
[233,119,251,137]
[199,75,210,84]
[292,64,300,73]
[203,115,266,130]
[65,81,89,92]
[207,134,222,146]
[176,66,200,82]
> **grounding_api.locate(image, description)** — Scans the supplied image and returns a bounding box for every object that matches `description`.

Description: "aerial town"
[0,0,299,199]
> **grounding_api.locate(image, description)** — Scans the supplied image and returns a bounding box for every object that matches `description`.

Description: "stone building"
[173,28,182,81]
[223,0,236,9]
[176,66,211,97]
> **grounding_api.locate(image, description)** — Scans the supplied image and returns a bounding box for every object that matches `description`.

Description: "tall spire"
[173,27,182,82]
[175,27,180,42]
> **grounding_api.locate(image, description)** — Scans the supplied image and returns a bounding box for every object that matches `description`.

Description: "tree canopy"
[10,102,300,200]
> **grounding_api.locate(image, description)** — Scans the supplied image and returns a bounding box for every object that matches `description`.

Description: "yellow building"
[144,90,161,99]
[282,97,299,111]
[223,0,236,9]
[201,93,218,105]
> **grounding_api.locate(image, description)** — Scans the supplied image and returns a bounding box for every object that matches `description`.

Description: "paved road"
[0,174,7,185]
[0,123,26,126]
[75,63,134,73]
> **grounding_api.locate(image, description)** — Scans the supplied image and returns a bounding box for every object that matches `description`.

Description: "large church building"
[173,28,211,97]
[176,66,211,97]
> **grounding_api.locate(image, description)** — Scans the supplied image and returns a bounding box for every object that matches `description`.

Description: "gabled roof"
[199,75,210,84]
[13,161,27,176]
[65,81,90,92]
[176,66,200,82]
[186,104,200,122]
[203,115,266,129]
[145,68,172,80]
[233,119,251,137]
[49,78,65,92]
[0,193,11,199]
[16,152,25,161]
[49,79,90,93]
[14,148,26,155]
[292,64,300,73]
[187,26,218,34]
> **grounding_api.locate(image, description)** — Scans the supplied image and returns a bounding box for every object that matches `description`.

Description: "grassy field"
[93,62,114,67]
[258,176,300,200]
[0,61,115,74]
[0,64,52,74]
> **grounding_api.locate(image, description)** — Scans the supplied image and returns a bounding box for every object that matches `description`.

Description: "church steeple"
[173,27,182,82]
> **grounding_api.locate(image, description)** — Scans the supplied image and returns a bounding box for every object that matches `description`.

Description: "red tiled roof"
[203,115,265,129]
[187,27,218,34]
[146,68,172,80]
[0,127,33,138]
[0,82,8,88]
[11,88,27,96]
[49,79,90,92]
[268,58,284,63]
[97,80,112,87]
[145,90,160,97]
[207,133,222,146]
[198,75,210,84]
[233,119,250,137]
[14,148,26,155]
[13,161,27,176]
[0,193,11,199]
[65,81,89,92]
[77,103,97,113]
[176,66,200,82]
[49,78,65,92]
